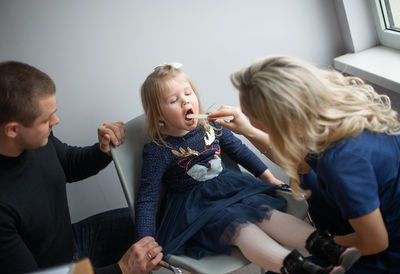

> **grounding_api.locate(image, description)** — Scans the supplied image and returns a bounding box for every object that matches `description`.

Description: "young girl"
[135,63,360,273]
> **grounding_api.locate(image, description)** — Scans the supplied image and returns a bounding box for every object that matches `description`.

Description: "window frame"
[370,0,400,50]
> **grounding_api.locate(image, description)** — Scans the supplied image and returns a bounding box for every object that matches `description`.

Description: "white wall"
[333,0,378,52]
[0,0,345,222]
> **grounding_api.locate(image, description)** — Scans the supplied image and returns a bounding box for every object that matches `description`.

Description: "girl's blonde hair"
[231,55,400,198]
[141,64,209,145]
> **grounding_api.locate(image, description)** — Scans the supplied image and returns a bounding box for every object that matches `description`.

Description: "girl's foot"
[306,230,361,271]
[281,249,345,274]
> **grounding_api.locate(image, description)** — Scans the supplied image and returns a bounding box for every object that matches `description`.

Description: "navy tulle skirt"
[156,169,286,259]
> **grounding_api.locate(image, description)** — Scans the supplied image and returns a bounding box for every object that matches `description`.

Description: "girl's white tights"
[234,209,316,273]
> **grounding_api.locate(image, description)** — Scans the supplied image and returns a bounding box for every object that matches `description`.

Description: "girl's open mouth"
[185,109,194,121]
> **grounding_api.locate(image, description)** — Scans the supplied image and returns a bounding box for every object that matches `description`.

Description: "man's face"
[16,94,59,150]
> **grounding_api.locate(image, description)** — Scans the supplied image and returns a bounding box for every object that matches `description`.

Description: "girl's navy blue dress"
[135,124,286,259]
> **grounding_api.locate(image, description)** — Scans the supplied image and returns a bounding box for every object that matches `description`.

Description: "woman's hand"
[208,105,254,136]
[210,105,276,162]
[208,106,279,162]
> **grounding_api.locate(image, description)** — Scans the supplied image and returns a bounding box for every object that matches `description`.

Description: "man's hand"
[98,121,125,156]
[118,236,163,274]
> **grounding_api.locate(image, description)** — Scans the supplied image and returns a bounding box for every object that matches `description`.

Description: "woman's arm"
[334,208,389,255]
[209,106,276,162]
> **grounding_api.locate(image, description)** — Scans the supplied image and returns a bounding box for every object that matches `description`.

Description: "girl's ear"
[156,111,164,122]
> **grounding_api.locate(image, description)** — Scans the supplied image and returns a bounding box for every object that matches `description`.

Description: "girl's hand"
[259,169,285,186]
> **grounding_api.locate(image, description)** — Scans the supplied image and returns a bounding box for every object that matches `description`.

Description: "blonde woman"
[209,55,400,273]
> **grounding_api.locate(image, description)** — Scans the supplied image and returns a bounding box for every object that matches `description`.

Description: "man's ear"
[3,122,20,138]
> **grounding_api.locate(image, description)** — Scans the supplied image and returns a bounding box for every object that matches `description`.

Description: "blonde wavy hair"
[141,64,210,146]
[231,55,400,198]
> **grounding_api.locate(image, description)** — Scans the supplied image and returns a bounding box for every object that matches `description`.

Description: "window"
[371,0,400,50]
[380,0,400,31]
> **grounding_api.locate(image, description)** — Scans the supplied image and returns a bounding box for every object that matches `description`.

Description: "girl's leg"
[233,223,290,273]
[258,210,360,271]
[233,223,347,274]
[258,209,315,249]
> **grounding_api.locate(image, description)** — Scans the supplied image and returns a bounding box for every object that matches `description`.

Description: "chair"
[111,114,309,274]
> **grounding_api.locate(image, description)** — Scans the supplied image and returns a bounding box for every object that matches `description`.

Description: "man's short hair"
[0,61,56,126]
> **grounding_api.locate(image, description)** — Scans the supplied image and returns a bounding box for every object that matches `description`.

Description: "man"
[0,61,163,274]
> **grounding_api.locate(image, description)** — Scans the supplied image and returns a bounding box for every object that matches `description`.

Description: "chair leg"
[306,211,315,227]
[159,261,184,274]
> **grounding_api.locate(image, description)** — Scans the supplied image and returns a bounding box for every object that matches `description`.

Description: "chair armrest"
[165,247,250,274]
[275,189,309,220]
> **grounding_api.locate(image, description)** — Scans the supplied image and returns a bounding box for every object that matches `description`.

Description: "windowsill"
[333,46,400,93]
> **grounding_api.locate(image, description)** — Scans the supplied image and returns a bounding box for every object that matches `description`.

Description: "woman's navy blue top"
[305,131,400,273]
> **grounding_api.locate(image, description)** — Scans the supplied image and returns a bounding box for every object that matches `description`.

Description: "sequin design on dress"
[171,127,223,181]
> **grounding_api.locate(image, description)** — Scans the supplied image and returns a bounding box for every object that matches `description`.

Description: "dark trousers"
[72,208,135,267]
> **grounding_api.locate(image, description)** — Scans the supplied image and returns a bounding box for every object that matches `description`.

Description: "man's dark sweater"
[0,133,111,274]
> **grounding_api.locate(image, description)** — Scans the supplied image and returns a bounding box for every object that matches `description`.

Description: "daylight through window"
[380,0,400,31]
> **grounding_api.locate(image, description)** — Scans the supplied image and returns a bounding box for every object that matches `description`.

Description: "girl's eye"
[185,90,192,96]
[170,98,177,104]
